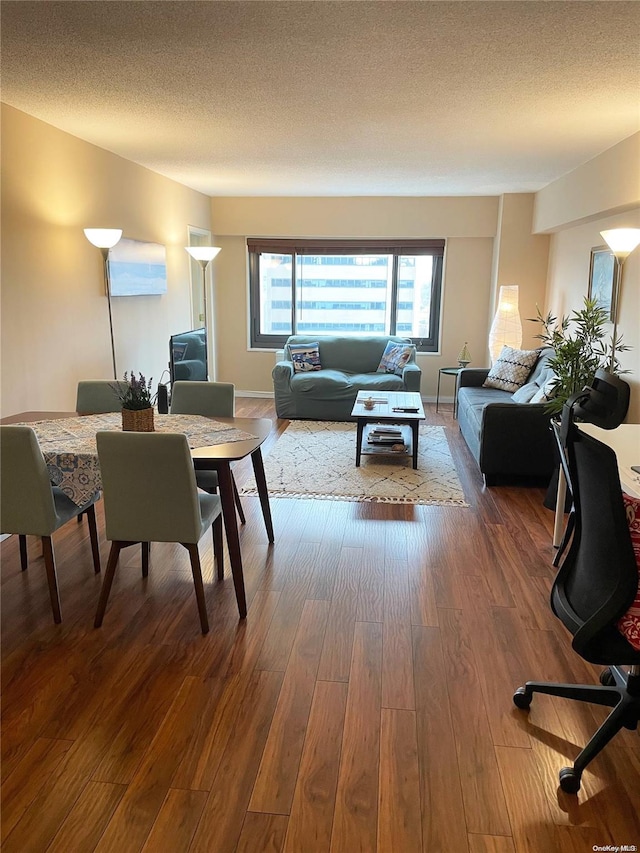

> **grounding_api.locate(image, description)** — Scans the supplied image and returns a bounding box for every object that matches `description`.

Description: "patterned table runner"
[15,413,256,507]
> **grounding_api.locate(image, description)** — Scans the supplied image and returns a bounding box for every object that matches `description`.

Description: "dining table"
[0,410,275,618]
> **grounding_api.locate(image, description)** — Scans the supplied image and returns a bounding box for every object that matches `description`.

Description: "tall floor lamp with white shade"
[488,284,522,364]
[84,228,123,380]
[185,245,222,376]
[600,228,640,370]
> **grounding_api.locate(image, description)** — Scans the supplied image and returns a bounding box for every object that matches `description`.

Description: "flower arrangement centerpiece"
[112,371,156,431]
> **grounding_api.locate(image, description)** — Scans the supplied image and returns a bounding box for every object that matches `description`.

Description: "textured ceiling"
[2,1,639,196]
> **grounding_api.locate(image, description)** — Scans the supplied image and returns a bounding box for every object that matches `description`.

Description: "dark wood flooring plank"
[250,599,329,814]
[236,812,288,853]
[283,681,348,853]
[188,670,284,853]
[1,736,73,843]
[316,546,364,683]
[495,745,561,853]
[412,625,469,853]
[255,542,323,672]
[171,589,281,791]
[381,620,415,710]
[377,707,422,853]
[439,607,511,836]
[139,789,207,853]
[93,676,215,852]
[467,834,516,853]
[47,781,127,853]
[330,620,382,853]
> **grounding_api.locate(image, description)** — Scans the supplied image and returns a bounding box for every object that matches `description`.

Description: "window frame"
[248,238,445,352]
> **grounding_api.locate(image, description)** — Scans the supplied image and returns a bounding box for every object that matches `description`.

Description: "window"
[248,238,445,351]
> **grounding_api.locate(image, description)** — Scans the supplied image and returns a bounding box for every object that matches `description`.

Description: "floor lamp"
[488,284,521,364]
[185,245,222,334]
[600,228,640,370]
[84,228,123,380]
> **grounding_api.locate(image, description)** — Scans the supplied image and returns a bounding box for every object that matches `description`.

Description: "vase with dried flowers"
[112,371,156,431]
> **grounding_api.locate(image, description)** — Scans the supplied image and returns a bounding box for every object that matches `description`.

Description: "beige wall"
[1,105,212,417]
[211,196,513,397]
[6,102,634,416]
[546,212,640,421]
[534,133,640,233]
[492,194,550,350]
[539,137,640,422]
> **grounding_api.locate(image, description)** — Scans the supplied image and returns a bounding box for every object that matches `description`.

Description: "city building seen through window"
[248,238,445,351]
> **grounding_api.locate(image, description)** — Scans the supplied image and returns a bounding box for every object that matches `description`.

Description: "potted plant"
[531,297,630,416]
[112,371,156,431]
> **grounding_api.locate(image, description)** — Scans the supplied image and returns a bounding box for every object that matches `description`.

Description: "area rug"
[240,420,468,505]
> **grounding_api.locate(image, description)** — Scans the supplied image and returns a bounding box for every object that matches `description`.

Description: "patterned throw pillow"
[376,341,413,376]
[617,492,640,651]
[289,342,322,373]
[483,346,539,393]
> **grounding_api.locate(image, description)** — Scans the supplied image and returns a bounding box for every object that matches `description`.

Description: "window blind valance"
[247,238,445,256]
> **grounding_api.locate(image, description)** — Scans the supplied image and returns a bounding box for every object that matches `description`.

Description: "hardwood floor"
[2,399,638,852]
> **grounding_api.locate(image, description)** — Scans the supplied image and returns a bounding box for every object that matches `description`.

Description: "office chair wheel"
[512,687,532,709]
[599,667,615,686]
[559,766,581,794]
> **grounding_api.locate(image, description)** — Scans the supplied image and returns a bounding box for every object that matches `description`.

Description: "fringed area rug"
[240,420,468,505]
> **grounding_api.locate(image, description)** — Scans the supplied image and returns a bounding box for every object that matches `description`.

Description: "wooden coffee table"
[351,391,425,469]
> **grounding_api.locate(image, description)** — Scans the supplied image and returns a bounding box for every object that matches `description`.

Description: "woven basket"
[121,407,155,432]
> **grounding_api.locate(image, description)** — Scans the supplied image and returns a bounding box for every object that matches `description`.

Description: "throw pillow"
[289,342,322,373]
[377,341,413,376]
[530,377,557,404]
[617,492,640,652]
[483,346,539,393]
[511,381,539,403]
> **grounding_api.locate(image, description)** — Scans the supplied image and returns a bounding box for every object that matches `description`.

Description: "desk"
[1,411,275,618]
[553,423,640,547]
[436,367,462,417]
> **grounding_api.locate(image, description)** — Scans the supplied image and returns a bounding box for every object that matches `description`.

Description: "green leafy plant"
[530,297,630,415]
[112,371,155,410]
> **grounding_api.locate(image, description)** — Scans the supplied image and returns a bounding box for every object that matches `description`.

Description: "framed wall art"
[107,238,167,296]
[587,245,616,321]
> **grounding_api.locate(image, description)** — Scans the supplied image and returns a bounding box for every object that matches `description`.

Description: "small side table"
[436,367,463,418]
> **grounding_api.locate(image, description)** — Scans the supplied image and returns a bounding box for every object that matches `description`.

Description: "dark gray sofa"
[457,347,556,485]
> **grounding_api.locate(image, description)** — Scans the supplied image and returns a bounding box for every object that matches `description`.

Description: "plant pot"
[122,407,155,432]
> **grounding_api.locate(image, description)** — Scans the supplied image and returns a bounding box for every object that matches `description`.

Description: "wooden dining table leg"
[251,448,274,543]
[215,463,247,618]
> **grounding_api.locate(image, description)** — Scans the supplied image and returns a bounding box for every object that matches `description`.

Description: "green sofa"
[273,335,422,420]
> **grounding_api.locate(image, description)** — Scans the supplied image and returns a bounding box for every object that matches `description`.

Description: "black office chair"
[514,419,640,793]
[551,369,631,568]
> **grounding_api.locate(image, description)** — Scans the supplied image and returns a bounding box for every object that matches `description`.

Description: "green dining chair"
[170,380,245,524]
[0,425,101,623]
[94,431,225,634]
[76,380,129,414]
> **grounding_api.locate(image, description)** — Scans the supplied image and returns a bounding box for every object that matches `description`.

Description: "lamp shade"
[600,228,640,260]
[84,228,122,249]
[185,246,221,264]
[488,285,522,364]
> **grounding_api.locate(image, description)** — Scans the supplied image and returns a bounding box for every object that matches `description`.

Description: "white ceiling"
[2,1,639,197]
